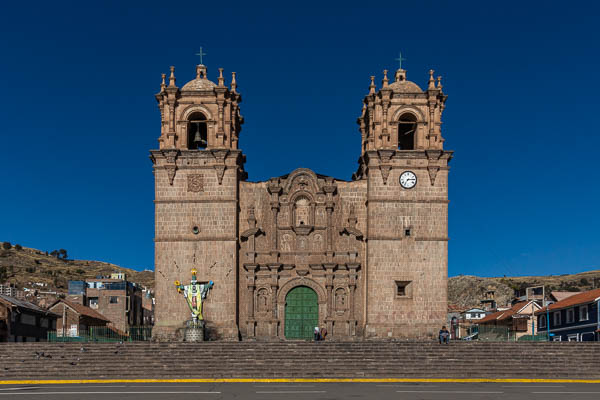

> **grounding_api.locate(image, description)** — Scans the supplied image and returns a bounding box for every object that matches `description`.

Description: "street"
[1,382,600,399]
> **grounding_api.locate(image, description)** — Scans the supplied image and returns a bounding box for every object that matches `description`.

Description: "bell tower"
[151,63,245,340]
[356,67,453,338]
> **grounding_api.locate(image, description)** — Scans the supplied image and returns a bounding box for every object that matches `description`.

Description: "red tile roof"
[50,299,110,322]
[550,291,579,302]
[536,288,600,315]
[478,301,534,324]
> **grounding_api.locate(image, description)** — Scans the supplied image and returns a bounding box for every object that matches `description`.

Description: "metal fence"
[47,326,152,342]
[458,324,549,342]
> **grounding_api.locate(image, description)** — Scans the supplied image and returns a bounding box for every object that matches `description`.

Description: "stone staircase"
[0,341,598,380]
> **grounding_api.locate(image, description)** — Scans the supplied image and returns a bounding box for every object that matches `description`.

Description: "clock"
[399,171,417,189]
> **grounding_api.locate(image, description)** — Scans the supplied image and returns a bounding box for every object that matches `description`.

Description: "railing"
[47,326,152,342]
[458,324,550,342]
[517,332,549,342]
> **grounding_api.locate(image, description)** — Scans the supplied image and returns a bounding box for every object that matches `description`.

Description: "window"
[539,314,546,328]
[187,112,207,149]
[397,113,417,150]
[40,318,49,328]
[405,229,411,237]
[109,296,118,304]
[20,314,36,326]
[566,308,575,324]
[395,281,412,298]
[88,297,99,309]
[553,311,561,326]
[579,305,589,321]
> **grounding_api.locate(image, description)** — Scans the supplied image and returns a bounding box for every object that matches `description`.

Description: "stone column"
[324,263,335,335]
[267,181,282,260]
[347,263,359,337]
[268,264,281,337]
[244,264,257,338]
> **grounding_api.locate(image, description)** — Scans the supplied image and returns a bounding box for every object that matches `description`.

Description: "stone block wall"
[364,150,450,339]
[152,149,241,340]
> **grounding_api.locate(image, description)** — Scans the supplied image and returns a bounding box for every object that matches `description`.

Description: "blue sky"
[1,1,599,277]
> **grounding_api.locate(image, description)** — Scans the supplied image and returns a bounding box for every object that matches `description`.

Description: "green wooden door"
[284,286,318,340]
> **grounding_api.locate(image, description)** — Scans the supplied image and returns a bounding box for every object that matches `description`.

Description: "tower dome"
[388,69,422,93]
[181,65,217,91]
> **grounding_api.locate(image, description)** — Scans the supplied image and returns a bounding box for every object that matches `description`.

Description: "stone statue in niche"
[315,207,325,225]
[281,233,292,252]
[313,233,323,251]
[257,288,270,313]
[335,288,347,312]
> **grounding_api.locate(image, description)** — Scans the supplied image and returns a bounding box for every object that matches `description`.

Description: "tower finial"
[160,73,166,91]
[395,69,406,82]
[428,69,435,90]
[437,75,443,90]
[231,72,237,92]
[218,68,225,87]
[369,76,376,94]
[196,64,207,79]
[169,66,176,87]
[382,70,389,88]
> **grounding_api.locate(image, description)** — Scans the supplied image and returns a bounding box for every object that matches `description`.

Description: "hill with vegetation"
[448,270,600,309]
[0,241,154,294]
[2,241,598,310]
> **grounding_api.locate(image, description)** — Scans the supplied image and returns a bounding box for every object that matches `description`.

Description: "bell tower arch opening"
[397,113,417,150]
[187,112,208,149]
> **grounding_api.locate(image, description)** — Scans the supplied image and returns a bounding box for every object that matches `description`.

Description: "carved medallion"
[187,174,204,192]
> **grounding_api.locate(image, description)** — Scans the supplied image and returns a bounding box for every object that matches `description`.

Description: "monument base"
[184,320,205,342]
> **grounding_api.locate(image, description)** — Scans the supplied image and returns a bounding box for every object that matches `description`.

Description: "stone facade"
[151,63,452,340]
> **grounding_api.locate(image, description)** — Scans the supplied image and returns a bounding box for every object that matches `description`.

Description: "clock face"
[399,171,417,189]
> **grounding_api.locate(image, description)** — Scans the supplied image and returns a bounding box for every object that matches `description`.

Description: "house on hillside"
[67,275,148,333]
[0,294,58,342]
[462,308,488,321]
[535,288,600,342]
[477,300,541,340]
[549,291,578,303]
[49,299,109,337]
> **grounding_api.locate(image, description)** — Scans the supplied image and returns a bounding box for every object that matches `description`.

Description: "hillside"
[2,241,599,310]
[0,242,154,294]
[448,270,600,309]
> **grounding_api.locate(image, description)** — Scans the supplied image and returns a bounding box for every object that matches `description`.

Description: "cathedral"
[151,62,452,341]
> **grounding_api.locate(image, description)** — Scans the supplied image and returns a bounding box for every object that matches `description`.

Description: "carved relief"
[297,236,308,251]
[214,165,226,185]
[187,174,204,192]
[281,233,292,252]
[165,166,177,185]
[335,288,347,312]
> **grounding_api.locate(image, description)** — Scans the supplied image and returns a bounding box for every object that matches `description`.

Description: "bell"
[193,130,202,145]
[193,123,207,147]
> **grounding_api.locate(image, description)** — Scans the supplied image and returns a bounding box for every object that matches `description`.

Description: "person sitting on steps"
[439,326,450,344]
